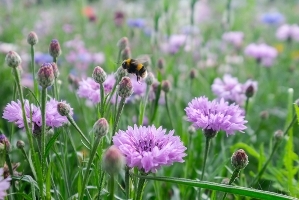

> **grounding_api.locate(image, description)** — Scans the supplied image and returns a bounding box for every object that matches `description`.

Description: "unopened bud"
[295,99,299,107]
[57,102,71,116]
[190,69,197,79]
[117,77,133,98]
[0,134,10,152]
[121,47,131,60]
[68,74,80,90]
[37,63,55,88]
[115,67,128,80]
[274,130,284,141]
[145,72,154,86]
[49,39,62,58]
[93,118,109,138]
[161,80,171,93]
[231,149,248,170]
[188,125,196,134]
[50,62,59,78]
[27,31,38,46]
[157,58,165,70]
[221,178,230,184]
[16,140,25,149]
[245,85,254,98]
[117,37,129,51]
[92,66,107,84]
[259,111,269,120]
[102,145,125,175]
[5,51,21,68]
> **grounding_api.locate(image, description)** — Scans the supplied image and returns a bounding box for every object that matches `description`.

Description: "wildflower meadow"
[1,0,299,199]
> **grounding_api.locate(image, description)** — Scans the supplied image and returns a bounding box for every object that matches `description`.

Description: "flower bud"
[102,145,125,175]
[115,67,128,80]
[231,149,248,170]
[190,69,197,79]
[295,99,299,106]
[145,72,154,86]
[92,66,107,84]
[157,58,165,70]
[0,134,10,152]
[245,84,254,98]
[121,47,131,60]
[27,31,38,46]
[117,37,129,51]
[57,102,71,116]
[93,118,109,138]
[161,80,171,93]
[117,77,133,99]
[5,51,21,68]
[188,125,196,135]
[37,63,55,88]
[50,62,60,78]
[259,110,269,120]
[49,39,62,58]
[274,130,284,141]
[68,74,80,90]
[221,178,230,184]
[16,140,25,149]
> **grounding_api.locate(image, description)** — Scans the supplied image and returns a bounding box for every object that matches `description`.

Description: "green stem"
[97,171,105,200]
[80,135,102,200]
[164,93,173,128]
[226,0,232,30]
[222,169,241,200]
[135,176,146,200]
[100,83,105,117]
[125,167,130,199]
[111,98,126,144]
[41,88,47,178]
[198,137,211,198]
[150,83,161,123]
[30,45,39,99]
[249,114,296,187]
[138,85,150,125]
[244,97,250,116]
[108,175,115,200]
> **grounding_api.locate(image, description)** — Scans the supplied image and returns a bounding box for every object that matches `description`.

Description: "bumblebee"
[121,58,148,82]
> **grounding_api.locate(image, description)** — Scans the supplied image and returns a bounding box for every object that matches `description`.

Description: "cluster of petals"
[222,31,244,48]
[113,125,187,173]
[2,99,72,129]
[244,43,277,67]
[161,34,187,54]
[0,168,11,199]
[185,96,247,136]
[212,74,258,106]
[276,24,299,41]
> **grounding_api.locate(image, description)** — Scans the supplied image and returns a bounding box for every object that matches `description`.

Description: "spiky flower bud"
[221,178,230,184]
[102,145,125,175]
[92,66,107,84]
[259,110,269,120]
[50,62,59,78]
[121,47,131,60]
[145,72,154,86]
[161,80,171,93]
[117,77,133,99]
[27,31,38,46]
[117,37,129,51]
[49,39,62,58]
[274,130,284,141]
[115,67,128,80]
[37,63,55,88]
[93,118,109,138]
[157,58,165,70]
[57,102,71,116]
[5,51,21,68]
[68,74,80,90]
[190,69,197,79]
[0,134,10,152]
[245,84,254,98]
[188,125,196,134]
[231,149,248,170]
[16,140,25,149]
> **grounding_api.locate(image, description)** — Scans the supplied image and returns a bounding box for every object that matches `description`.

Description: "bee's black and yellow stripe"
[122,58,147,81]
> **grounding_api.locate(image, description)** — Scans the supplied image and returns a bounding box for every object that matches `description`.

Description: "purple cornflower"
[113,125,187,173]
[244,43,277,67]
[276,24,299,42]
[127,18,146,28]
[2,99,39,129]
[77,74,116,104]
[261,12,284,25]
[222,31,244,48]
[185,96,247,136]
[35,52,53,66]
[32,99,73,128]
[161,34,187,54]
[212,74,245,105]
[0,168,11,199]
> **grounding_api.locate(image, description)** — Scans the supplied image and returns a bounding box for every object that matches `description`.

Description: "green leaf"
[46,163,52,200]
[45,128,62,157]
[135,175,295,200]
[294,103,299,124]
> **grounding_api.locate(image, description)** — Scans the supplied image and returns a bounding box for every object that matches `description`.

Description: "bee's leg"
[137,75,140,83]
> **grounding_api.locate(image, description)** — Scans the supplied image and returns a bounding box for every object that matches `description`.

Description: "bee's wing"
[135,54,151,67]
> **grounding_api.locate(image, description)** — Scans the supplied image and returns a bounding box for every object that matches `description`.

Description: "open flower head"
[0,168,11,199]
[185,96,247,136]
[113,125,187,173]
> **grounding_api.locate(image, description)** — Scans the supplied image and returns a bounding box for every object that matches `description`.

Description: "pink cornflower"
[222,31,244,48]
[0,168,11,199]
[276,24,299,42]
[2,99,39,129]
[113,125,187,173]
[161,34,187,54]
[244,43,277,67]
[185,96,247,136]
